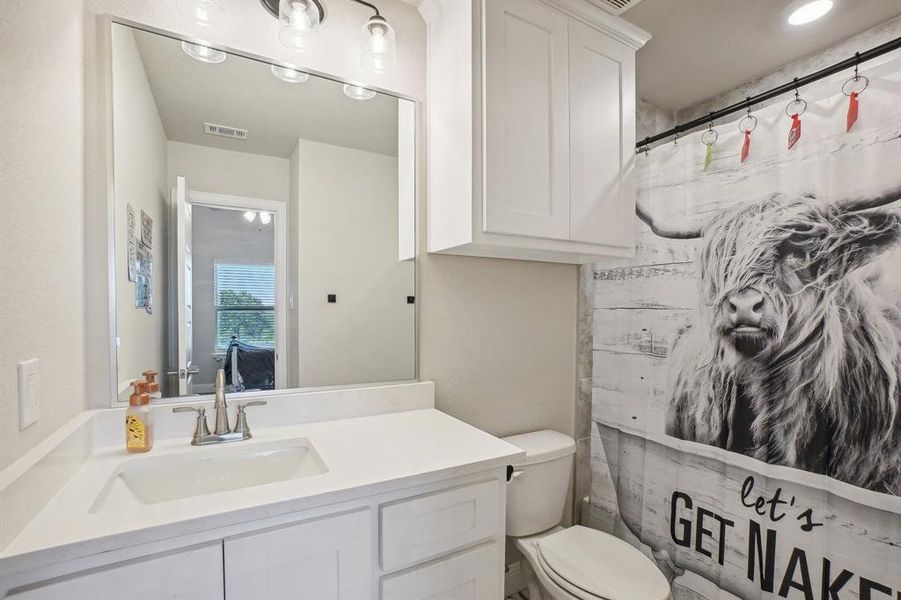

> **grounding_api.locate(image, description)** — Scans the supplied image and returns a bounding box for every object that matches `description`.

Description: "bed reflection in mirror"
[110,23,416,401]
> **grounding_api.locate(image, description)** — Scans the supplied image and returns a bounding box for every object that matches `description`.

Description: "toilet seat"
[536,546,607,599]
[535,526,671,600]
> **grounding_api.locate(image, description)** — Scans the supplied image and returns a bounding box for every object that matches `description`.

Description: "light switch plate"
[17,358,40,429]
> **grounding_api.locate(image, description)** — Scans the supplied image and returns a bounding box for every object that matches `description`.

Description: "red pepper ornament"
[741,129,752,163]
[788,113,801,150]
[847,91,859,132]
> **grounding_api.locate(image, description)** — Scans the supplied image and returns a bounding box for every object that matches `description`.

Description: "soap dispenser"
[143,369,162,400]
[125,380,153,453]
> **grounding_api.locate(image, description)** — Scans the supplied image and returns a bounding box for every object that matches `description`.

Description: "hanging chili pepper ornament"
[785,91,807,151]
[843,74,868,132]
[701,126,717,170]
[738,110,757,164]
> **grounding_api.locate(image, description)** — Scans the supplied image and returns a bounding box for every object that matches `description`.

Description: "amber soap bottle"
[125,380,153,453]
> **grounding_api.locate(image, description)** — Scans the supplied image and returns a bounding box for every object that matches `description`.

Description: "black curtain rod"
[636,35,901,151]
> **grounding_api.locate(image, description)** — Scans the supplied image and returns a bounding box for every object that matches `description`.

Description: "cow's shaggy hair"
[666,192,901,494]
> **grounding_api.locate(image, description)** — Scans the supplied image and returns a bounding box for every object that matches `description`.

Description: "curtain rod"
[636,35,901,152]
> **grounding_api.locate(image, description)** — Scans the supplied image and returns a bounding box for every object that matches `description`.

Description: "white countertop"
[0,408,524,577]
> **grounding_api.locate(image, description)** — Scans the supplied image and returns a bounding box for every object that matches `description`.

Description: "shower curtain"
[591,53,901,599]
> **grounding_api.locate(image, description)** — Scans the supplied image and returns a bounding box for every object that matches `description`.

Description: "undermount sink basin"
[103,438,327,505]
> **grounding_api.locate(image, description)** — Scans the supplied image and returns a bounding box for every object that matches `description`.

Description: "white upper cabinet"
[422,0,649,264]
[484,0,570,240]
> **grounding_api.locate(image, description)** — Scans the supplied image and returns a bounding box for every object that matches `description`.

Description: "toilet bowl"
[503,431,671,600]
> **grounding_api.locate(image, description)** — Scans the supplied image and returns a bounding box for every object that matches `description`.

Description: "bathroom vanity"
[0,383,524,599]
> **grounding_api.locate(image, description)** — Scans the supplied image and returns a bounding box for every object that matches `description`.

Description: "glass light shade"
[259,212,273,225]
[343,84,376,101]
[181,41,227,64]
[360,16,396,74]
[176,0,224,27]
[243,211,257,223]
[278,0,322,53]
[270,64,310,83]
[787,0,833,25]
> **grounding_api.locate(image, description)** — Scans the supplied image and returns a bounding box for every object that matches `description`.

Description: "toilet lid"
[537,526,671,600]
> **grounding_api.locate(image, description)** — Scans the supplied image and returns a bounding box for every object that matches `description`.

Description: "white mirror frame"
[102,16,420,407]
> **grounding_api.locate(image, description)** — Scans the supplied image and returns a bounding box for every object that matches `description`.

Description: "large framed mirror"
[108,20,416,403]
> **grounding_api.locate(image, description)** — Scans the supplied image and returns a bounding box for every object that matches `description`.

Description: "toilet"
[503,430,671,600]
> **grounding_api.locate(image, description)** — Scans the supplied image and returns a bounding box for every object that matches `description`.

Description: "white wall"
[191,206,275,388]
[0,0,86,469]
[111,24,170,397]
[166,141,290,203]
[295,139,415,385]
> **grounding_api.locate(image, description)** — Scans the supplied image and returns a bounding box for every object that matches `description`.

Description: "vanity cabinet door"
[8,543,223,600]
[224,509,371,600]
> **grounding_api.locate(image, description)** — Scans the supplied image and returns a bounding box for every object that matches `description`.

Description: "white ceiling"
[130,26,400,158]
[623,0,901,112]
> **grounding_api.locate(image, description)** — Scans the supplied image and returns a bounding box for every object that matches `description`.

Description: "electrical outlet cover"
[17,358,39,429]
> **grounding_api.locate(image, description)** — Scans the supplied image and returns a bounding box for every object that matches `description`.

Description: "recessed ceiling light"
[787,0,834,26]
[270,64,310,83]
[181,41,227,63]
[343,84,376,101]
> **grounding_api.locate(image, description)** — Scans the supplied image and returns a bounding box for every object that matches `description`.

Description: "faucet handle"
[237,400,268,409]
[232,400,267,439]
[172,405,211,445]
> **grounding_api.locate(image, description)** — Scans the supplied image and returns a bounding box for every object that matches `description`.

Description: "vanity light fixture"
[787,0,834,25]
[243,211,257,223]
[176,0,225,27]
[259,0,325,53]
[359,6,396,74]
[270,64,311,83]
[259,0,396,74]
[343,84,376,100]
[181,41,227,64]
[259,212,273,226]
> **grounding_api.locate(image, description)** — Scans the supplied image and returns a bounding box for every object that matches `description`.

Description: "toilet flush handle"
[506,465,524,483]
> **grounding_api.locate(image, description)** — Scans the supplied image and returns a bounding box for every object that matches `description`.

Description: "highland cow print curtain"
[590,53,901,600]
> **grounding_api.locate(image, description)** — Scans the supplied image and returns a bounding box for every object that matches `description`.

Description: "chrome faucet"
[213,368,230,435]
[172,370,267,446]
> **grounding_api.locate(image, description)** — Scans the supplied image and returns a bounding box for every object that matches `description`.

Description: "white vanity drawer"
[380,543,500,600]
[379,480,501,571]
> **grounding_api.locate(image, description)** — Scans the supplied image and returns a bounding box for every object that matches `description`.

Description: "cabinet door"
[224,509,371,600]
[380,543,500,600]
[484,0,570,240]
[568,19,636,248]
[9,543,223,600]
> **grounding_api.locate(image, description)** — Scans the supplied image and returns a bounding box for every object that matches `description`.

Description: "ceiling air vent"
[203,122,248,140]
[589,0,645,15]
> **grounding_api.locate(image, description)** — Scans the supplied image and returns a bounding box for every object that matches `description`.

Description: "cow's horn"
[839,186,901,212]
[635,201,704,239]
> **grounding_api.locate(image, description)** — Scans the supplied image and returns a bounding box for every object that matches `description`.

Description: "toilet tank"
[502,430,576,537]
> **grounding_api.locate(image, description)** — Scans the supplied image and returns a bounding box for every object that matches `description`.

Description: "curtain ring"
[842,75,869,96]
[700,128,718,146]
[786,81,807,117]
[738,115,757,133]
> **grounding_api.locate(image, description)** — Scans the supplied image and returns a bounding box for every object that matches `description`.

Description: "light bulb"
[176,0,224,27]
[243,211,257,223]
[279,0,321,53]
[259,212,272,225]
[343,84,376,101]
[787,0,833,25]
[181,41,227,64]
[360,16,396,74]
[270,64,310,83]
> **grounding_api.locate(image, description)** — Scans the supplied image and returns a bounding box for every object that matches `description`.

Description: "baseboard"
[504,561,526,596]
